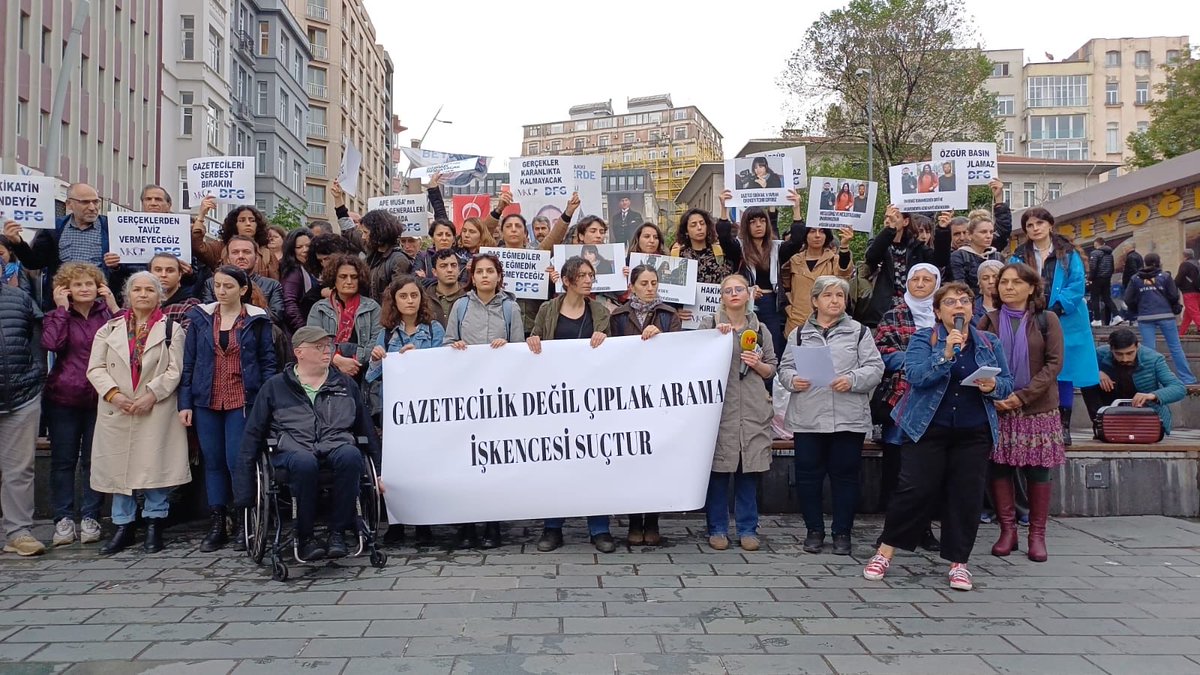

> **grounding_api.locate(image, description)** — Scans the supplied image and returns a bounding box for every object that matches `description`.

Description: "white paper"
[338,140,363,197]
[107,212,191,264]
[411,157,487,180]
[571,155,604,223]
[786,344,837,388]
[0,174,57,229]
[931,142,997,185]
[629,253,698,305]
[367,194,428,236]
[725,156,794,207]
[186,156,255,205]
[805,176,879,233]
[512,156,571,225]
[552,243,626,293]
[763,146,809,190]
[681,283,723,330]
[960,366,1001,387]
[481,247,550,300]
[889,158,969,212]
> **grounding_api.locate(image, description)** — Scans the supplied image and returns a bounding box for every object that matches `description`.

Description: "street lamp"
[404,105,454,179]
[46,0,90,180]
[855,67,874,183]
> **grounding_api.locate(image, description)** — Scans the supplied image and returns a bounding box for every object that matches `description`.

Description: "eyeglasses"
[301,342,334,353]
[939,297,972,307]
[69,198,101,206]
[721,286,748,296]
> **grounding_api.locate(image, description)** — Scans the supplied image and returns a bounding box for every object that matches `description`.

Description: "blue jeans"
[47,403,102,522]
[194,406,248,508]
[753,293,785,375]
[1138,318,1198,384]
[705,469,759,537]
[111,488,172,525]
[543,515,610,536]
[793,431,866,536]
[272,445,362,540]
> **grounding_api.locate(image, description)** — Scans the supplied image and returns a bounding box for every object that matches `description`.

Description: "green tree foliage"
[1128,51,1200,168]
[778,0,1001,175]
[269,198,306,231]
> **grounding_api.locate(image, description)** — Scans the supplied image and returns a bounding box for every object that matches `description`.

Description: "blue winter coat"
[179,303,278,411]
[1010,249,1099,388]
[892,324,1015,445]
[1096,345,1186,434]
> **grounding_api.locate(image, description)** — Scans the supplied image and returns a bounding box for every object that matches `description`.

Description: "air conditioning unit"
[1019,134,1028,143]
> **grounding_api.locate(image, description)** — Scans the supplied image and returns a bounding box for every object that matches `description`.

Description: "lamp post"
[855,67,874,183]
[404,104,453,180]
[47,0,91,179]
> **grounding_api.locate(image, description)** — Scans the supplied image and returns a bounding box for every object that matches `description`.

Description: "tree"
[269,198,306,231]
[778,0,1001,175]
[1128,51,1200,168]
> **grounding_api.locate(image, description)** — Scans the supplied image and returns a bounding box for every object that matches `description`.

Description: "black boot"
[480,522,502,549]
[199,507,227,552]
[100,524,137,555]
[383,524,406,547]
[1059,407,1073,446]
[450,524,478,550]
[230,518,246,552]
[413,525,434,547]
[143,518,165,553]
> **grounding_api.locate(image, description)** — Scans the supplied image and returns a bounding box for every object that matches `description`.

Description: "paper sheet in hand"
[960,366,1001,387]
[786,345,837,388]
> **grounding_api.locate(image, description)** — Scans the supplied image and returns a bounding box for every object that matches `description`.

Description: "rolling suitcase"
[1094,399,1163,444]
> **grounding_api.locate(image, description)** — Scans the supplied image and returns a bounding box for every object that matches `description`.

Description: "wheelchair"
[243,437,387,581]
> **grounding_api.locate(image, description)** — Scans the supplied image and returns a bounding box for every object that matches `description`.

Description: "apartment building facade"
[0,0,162,209]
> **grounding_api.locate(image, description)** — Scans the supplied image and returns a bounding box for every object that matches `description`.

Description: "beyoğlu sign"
[1054,183,1200,240]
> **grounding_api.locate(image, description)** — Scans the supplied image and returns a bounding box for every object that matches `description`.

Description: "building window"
[1106,122,1120,153]
[256,81,268,116]
[178,167,191,211]
[994,95,1015,116]
[623,152,632,162]
[549,140,561,151]
[206,105,221,148]
[1137,120,1150,134]
[180,91,194,135]
[1135,50,1151,69]
[279,35,290,67]
[1105,50,1120,67]
[256,141,268,174]
[674,147,685,158]
[40,28,50,64]
[278,149,287,181]
[293,160,301,192]
[1028,114,1088,160]
[1167,50,1180,64]
[1135,78,1150,104]
[1002,182,1012,204]
[15,101,25,136]
[1022,182,1037,208]
[258,22,270,56]
[674,126,687,140]
[278,90,289,124]
[1105,80,1119,105]
[594,117,616,129]
[574,121,587,132]
[549,123,564,134]
[991,61,1009,77]
[526,126,540,137]
[526,142,539,154]
[17,12,28,50]
[206,29,223,74]
[37,113,46,146]
[598,136,609,147]
[574,138,585,150]
[181,16,195,59]
[1048,182,1062,200]
[293,105,302,139]
[673,109,689,121]
[1003,131,1014,154]
[1026,75,1088,107]
[623,132,635,143]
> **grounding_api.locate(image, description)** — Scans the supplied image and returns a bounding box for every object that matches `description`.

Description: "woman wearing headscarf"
[872,263,943,551]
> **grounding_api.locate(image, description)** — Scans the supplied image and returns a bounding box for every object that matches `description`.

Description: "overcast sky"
[364,0,1196,172]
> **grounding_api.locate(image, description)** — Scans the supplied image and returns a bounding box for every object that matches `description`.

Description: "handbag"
[1094,399,1164,444]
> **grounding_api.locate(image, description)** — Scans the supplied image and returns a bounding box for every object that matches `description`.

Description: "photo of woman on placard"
[835,183,854,212]
[580,244,615,275]
[918,164,939,193]
[737,157,783,190]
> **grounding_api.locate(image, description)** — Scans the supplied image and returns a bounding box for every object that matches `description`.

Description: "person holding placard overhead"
[735,206,784,360]
[863,282,1014,592]
[781,189,853,337]
[444,252,524,550]
[779,276,883,555]
[1009,207,1099,446]
[861,206,937,327]
[192,203,280,280]
[526,256,615,553]
[498,194,578,335]
[700,275,778,552]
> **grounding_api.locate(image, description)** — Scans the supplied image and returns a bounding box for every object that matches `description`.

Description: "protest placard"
[931,142,997,185]
[0,175,57,229]
[400,147,489,188]
[411,156,488,180]
[682,283,723,330]
[552,243,626,293]
[480,247,550,300]
[763,146,809,190]
[725,156,793,207]
[571,155,604,223]
[107,212,191,264]
[367,195,429,236]
[452,194,491,232]
[805,177,879,233]
[186,157,255,205]
[889,159,968,212]
[338,140,363,197]
[380,329,731,524]
[629,253,698,305]
[512,156,571,226]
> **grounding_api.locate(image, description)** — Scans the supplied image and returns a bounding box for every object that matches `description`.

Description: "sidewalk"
[1,515,1199,674]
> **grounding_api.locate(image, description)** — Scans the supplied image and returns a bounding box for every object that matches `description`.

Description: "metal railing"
[307,163,327,177]
[310,43,328,60]
[307,82,328,99]
[307,122,328,138]
[306,3,329,21]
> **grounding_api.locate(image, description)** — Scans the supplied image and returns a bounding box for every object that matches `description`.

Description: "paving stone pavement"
[1,514,1199,674]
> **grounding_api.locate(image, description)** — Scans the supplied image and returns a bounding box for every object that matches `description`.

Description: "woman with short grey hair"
[778,275,883,556]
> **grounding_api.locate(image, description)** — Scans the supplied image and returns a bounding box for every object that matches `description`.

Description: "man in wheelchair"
[234,326,381,561]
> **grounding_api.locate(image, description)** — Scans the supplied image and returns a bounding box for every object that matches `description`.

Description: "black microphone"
[952,315,964,357]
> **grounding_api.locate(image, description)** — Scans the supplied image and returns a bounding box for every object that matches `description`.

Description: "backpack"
[796,322,869,346]
[453,295,515,340]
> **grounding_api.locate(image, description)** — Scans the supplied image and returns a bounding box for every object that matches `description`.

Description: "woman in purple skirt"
[977,262,1064,562]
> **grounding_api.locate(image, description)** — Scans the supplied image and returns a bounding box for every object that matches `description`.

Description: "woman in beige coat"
[781,225,854,337]
[88,272,189,555]
[699,274,778,552]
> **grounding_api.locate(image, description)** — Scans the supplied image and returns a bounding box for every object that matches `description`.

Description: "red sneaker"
[862,554,891,581]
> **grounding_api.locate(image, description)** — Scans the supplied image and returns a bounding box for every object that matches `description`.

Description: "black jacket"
[1122,250,1144,288]
[0,285,45,413]
[234,366,380,507]
[861,226,937,327]
[1176,259,1200,294]
[1088,246,1115,282]
[609,303,682,337]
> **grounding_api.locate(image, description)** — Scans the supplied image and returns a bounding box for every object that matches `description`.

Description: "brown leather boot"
[990,477,1019,557]
[1027,480,1052,562]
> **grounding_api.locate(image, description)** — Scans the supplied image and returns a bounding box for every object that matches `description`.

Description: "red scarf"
[332,294,360,343]
[124,308,165,390]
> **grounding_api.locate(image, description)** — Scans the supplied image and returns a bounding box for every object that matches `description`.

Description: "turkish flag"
[452,194,491,231]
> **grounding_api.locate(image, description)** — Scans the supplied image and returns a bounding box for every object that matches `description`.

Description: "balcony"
[306,202,327,216]
[307,82,328,100]
[307,122,328,139]
[310,43,328,61]
[307,163,327,178]
[306,3,330,21]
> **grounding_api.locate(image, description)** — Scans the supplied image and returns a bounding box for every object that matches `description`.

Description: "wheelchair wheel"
[271,558,289,581]
[370,550,387,568]
[246,455,271,565]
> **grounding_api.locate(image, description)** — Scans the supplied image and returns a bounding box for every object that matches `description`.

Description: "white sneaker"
[80,517,102,544]
[1090,320,1102,327]
[52,519,76,547]
[1109,317,1126,326]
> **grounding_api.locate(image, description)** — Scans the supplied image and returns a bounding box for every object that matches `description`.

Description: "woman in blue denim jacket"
[366,274,445,548]
[862,281,1014,593]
